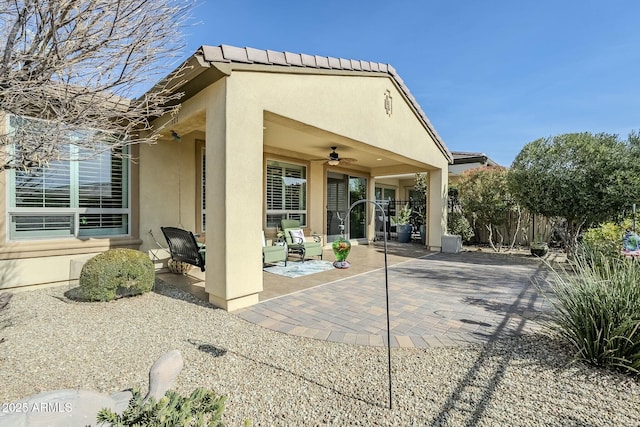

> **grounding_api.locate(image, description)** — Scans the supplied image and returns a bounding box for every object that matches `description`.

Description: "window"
[266,160,306,227]
[375,186,396,203]
[7,115,129,240]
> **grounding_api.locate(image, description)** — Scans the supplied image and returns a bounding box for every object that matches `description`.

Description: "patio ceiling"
[169,111,435,176]
[263,113,434,176]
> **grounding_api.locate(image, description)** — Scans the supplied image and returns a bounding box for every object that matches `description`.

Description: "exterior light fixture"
[328,146,340,165]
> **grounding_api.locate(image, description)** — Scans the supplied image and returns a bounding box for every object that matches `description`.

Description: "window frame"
[6,115,131,241]
[375,185,397,203]
[265,159,308,228]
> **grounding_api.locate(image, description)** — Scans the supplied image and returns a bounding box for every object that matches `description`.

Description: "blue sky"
[178,0,640,166]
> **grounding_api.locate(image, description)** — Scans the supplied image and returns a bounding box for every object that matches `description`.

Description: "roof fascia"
[453,155,488,165]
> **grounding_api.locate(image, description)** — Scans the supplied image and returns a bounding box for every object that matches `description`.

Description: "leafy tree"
[0,0,194,171]
[446,184,475,242]
[457,165,518,251]
[508,132,640,254]
[411,172,427,226]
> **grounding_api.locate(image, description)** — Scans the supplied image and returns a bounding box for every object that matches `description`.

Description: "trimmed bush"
[80,248,154,301]
[546,252,640,375]
[447,211,474,242]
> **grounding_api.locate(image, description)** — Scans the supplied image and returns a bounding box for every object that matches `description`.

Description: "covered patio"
[141,44,452,311]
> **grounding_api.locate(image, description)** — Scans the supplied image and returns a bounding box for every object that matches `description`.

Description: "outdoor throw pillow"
[289,229,305,244]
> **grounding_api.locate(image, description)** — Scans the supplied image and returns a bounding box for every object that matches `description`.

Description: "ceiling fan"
[318,146,357,166]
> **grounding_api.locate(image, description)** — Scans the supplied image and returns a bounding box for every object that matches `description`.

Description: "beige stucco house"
[0,44,452,310]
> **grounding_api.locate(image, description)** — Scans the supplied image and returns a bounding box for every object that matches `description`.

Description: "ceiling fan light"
[328,159,340,166]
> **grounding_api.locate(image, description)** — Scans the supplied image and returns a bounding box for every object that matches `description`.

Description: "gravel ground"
[1,281,639,427]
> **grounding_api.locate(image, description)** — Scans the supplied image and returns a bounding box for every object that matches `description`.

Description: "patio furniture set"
[161,220,323,274]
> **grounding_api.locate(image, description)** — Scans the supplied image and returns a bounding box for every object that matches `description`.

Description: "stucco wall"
[229,71,449,172]
[138,134,199,257]
[0,253,99,289]
[449,162,488,178]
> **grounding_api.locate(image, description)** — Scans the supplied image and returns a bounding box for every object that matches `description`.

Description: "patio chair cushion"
[262,231,287,266]
[281,219,323,262]
[289,229,305,244]
[263,244,288,266]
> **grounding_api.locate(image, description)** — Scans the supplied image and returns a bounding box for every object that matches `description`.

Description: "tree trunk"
[495,227,504,252]
[509,206,523,251]
[486,224,497,252]
[565,219,586,258]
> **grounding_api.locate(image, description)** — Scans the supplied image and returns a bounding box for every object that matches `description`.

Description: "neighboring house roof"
[173,44,452,163]
[451,151,500,166]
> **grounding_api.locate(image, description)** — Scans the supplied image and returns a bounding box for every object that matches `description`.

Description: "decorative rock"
[0,292,12,310]
[144,349,184,402]
[0,350,183,427]
[0,389,131,427]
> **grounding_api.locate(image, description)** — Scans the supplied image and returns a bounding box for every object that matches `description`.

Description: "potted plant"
[530,241,549,257]
[275,229,287,245]
[395,203,413,243]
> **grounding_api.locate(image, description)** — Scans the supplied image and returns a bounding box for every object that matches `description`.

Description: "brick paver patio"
[234,248,554,348]
[158,244,554,348]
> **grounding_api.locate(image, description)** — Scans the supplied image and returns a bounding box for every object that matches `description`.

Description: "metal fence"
[374,199,426,240]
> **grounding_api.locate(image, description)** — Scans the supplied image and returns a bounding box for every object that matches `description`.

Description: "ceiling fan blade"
[310,147,358,164]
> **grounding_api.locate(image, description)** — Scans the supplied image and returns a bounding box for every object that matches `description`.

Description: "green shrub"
[447,212,474,242]
[546,253,640,375]
[97,387,227,427]
[80,248,154,301]
[581,220,632,261]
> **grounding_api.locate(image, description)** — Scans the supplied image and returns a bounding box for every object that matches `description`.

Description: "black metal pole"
[346,199,392,409]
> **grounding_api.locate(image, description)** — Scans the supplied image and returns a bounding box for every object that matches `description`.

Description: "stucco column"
[427,169,447,251]
[308,161,325,241]
[367,177,377,242]
[204,82,263,310]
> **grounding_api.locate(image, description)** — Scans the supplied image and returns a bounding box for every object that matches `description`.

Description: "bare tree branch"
[0,0,195,171]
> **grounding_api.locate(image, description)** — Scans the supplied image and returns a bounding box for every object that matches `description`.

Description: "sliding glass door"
[326,172,367,243]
